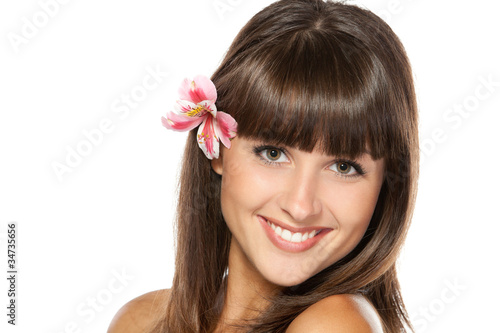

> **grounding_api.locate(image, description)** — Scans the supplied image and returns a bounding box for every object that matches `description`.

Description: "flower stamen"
[186,105,208,117]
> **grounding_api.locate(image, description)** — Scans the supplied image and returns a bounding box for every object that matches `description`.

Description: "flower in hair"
[161,75,237,159]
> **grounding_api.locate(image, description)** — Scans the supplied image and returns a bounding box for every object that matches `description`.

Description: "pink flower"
[161,75,237,159]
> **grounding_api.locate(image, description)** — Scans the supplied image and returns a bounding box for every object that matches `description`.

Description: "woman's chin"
[259,266,313,288]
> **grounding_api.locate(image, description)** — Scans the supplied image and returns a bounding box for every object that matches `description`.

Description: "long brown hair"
[153,0,419,332]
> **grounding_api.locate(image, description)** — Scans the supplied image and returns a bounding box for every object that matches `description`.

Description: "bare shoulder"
[107,289,171,333]
[286,294,384,333]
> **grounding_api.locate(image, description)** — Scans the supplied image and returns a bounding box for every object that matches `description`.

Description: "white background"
[1,0,499,332]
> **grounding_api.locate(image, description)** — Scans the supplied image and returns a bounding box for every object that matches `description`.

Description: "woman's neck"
[216,237,282,332]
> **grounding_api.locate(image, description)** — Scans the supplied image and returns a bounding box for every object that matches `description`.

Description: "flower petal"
[215,111,238,149]
[175,100,199,114]
[178,75,217,104]
[197,116,219,159]
[199,100,217,118]
[161,111,205,132]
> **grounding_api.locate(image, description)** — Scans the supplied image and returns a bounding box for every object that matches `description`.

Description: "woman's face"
[212,137,385,287]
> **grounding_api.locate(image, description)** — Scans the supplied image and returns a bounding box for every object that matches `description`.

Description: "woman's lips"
[258,215,332,253]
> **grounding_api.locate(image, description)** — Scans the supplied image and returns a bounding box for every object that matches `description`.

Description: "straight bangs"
[214,28,398,160]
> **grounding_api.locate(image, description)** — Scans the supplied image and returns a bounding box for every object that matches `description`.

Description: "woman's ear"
[211,154,223,175]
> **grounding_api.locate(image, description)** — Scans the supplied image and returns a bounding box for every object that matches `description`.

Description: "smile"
[258,215,332,253]
[266,220,319,243]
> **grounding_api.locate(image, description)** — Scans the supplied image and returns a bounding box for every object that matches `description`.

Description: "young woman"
[109,0,418,332]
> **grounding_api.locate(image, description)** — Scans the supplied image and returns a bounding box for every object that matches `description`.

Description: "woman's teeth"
[266,220,318,243]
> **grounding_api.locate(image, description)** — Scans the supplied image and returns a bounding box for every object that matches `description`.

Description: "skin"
[210,137,385,330]
[108,136,386,332]
[211,137,385,287]
[107,289,170,332]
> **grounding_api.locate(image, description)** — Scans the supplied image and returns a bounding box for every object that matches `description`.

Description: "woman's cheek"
[223,161,276,202]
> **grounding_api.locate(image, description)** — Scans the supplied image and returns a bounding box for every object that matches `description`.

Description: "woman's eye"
[266,149,281,161]
[330,162,357,175]
[259,148,289,163]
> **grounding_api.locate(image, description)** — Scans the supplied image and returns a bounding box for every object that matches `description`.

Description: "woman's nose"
[277,170,322,222]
